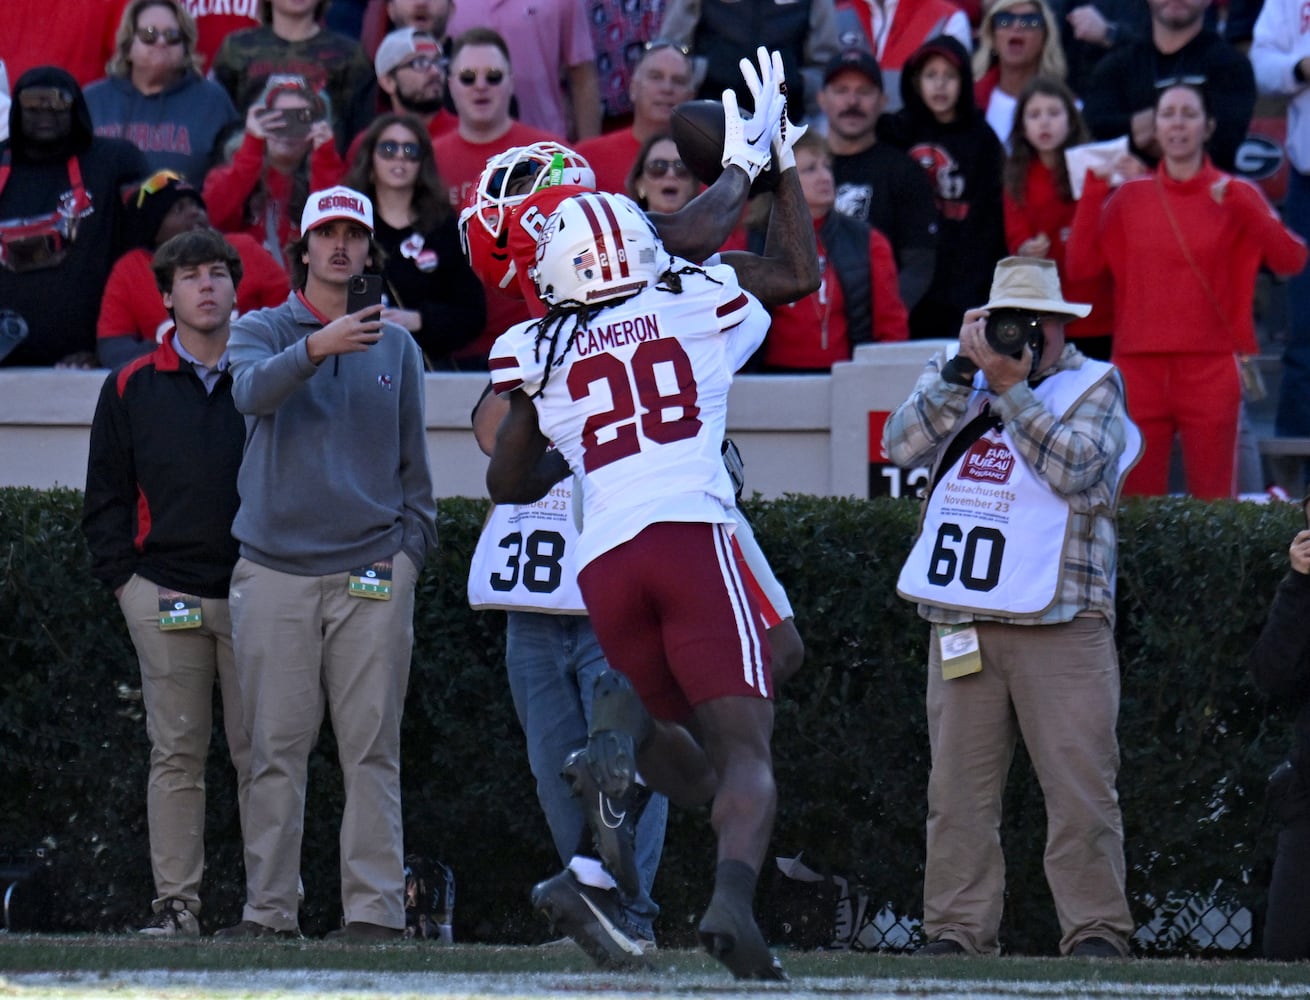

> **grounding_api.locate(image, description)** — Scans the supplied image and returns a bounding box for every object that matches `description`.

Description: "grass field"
[4,936,1310,999]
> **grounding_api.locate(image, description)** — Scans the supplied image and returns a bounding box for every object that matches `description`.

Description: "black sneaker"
[138,898,199,937]
[915,937,966,956]
[325,921,404,942]
[698,894,787,981]
[530,869,648,970]
[213,919,299,939]
[586,671,653,801]
[561,748,646,898]
[1070,936,1123,958]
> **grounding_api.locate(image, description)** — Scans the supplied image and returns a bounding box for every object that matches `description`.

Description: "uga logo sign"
[1234,135,1284,181]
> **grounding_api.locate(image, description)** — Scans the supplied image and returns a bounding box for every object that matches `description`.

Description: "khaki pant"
[923,616,1134,955]
[119,574,250,914]
[229,554,416,932]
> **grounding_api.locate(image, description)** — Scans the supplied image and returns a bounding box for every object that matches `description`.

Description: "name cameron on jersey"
[574,312,662,357]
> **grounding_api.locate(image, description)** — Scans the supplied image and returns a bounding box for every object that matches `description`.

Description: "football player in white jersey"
[484,58,816,979]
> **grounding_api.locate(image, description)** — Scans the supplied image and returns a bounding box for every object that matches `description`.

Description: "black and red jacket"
[82,332,245,598]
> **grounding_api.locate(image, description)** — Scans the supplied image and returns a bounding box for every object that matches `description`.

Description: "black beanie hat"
[126,172,206,248]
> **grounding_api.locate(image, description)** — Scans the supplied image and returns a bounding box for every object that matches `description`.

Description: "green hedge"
[0,488,1298,954]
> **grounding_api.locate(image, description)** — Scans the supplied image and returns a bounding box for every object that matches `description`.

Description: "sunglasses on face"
[18,88,73,112]
[643,158,689,179]
[376,140,422,162]
[643,38,692,58]
[397,55,443,73]
[1155,74,1207,89]
[135,25,184,46]
[456,68,505,87]
[992,11,1045,29]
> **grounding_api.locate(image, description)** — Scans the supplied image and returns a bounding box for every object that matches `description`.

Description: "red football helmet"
[458,143,595,294]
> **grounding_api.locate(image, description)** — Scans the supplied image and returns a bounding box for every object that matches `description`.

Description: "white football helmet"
[533,191,671,308]
[458,142,594,262]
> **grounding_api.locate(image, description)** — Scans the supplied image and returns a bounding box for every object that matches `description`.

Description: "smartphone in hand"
[347,273,384,315]
[270,106,315,139]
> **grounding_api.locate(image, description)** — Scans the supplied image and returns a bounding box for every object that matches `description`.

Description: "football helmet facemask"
[458,142,594,290]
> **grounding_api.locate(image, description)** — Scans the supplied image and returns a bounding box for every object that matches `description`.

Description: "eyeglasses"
[1155,74,1207,89]
[134,25,184,46]
[455,68,506,87]
[397,55,443,74]
[17,88,73,112]
[643,158,689,179]
[376,140,422,162]
[642,38,692,58]
[992,11,1045,29]
[135,169,184,207]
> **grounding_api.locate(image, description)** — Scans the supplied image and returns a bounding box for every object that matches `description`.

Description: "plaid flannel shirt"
[883,344,1131,628]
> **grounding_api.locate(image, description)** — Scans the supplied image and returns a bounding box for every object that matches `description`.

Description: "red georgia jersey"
[504,184,595,318]
[463,183,595,316]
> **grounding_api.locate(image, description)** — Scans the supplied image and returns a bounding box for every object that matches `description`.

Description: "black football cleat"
[698,895,788,981]
[562,747,647,898]
[530,869,648,970]
[586,670,653,801]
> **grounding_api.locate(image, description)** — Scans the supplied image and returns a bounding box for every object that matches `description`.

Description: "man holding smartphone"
[218,185,437,941]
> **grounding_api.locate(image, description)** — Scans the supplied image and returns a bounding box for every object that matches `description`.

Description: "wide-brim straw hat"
[981,256,1091,318]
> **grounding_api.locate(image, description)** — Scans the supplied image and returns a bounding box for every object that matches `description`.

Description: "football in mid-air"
[670,99,781,196]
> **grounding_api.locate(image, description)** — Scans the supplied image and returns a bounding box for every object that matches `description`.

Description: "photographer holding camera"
[882,256,1143,958]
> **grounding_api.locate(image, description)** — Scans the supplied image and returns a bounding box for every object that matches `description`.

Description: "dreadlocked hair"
[531,265,710,395]
[530,302,609,397]
[656,262,722,294]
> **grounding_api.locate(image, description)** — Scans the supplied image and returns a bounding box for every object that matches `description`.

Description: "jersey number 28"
[568,339,702,472]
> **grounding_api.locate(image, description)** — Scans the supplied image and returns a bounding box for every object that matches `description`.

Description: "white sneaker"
[138,898,200,937]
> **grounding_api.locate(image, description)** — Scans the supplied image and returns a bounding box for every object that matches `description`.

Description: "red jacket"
[1003,158,1114,339]
[201,133,345,261]
[764,217,907,370]
[98,233,290,347]
[1067,159,1307,356]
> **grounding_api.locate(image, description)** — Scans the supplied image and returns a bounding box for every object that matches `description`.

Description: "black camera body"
[985,309,1044,359]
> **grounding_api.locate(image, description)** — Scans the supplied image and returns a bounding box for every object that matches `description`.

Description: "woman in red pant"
[1067,81,1307,499]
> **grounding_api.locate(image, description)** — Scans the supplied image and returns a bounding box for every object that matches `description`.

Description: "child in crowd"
[877,35,1006,341]
[1002,76,1115,360]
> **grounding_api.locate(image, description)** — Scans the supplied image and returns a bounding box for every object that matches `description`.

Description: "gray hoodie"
[228,292,437,576]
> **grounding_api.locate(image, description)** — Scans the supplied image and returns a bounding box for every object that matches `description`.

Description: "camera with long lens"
[984,309,1044,359]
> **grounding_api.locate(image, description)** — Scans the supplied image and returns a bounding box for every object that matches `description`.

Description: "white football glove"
[764,49,807,171]
[739,46,778,119]
[720,87,774,181]
[721,46,784,181]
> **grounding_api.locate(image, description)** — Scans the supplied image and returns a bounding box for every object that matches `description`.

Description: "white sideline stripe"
[711,523,767,695]
[10,970,1310,999]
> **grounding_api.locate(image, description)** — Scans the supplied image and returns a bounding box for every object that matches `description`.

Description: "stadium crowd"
[1,0,1305,498]
[4,0,1310,970]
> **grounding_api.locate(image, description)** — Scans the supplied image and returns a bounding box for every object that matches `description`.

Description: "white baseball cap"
[300,185,374,234]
